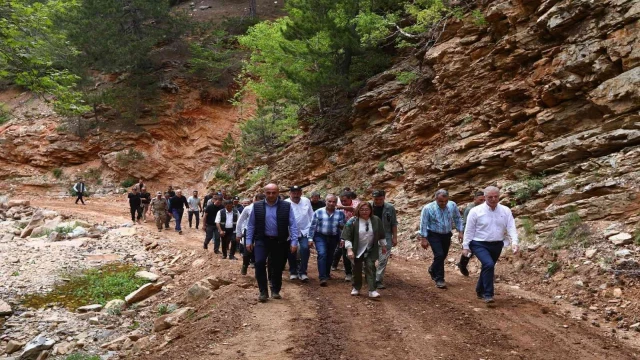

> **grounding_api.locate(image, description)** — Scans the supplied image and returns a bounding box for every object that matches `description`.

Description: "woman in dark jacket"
[342,202,387,298]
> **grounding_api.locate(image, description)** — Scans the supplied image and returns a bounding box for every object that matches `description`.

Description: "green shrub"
[547,261,560,276]
[395,71,419,85]
[634,228,640,245]
[120,178,137,188]
[246,167,268,187]
[65,353,101,360]
[55,225,76,235]
[549,211,589,250]
[377,161,386,172]
[520,217,536,243]
[0,103,11,125]
[52,168,63,179]
[214,169,232,182]
[513,175,544,203]
[84,168,102,182]
[116,149,144,167]
[157,303,177,316]
[22,263,149,310]
[471,9,487,26]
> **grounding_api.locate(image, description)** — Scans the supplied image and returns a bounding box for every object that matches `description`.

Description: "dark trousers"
[221,229,236,257]
[470,240,503,297]
[427,231,452,282]
[188,211,200,228]
[241,231,255,267]
[331,245,353,275]
[75,192,85,205]
[204,225,219,249]
[254,238,289,295]
[130,206,142,222]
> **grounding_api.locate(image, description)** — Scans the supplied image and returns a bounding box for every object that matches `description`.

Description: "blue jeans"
[287,236,310,276]
[172,209,183,231]
[470,240,503,298]
[314,234,339,281]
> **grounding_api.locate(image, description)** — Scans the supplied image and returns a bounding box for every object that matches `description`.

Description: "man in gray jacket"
[371,190,398,289]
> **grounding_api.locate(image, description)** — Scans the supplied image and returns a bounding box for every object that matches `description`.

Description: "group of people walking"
[115,179,518,304]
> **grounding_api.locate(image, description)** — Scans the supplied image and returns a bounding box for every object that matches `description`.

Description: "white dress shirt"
[463,202,519,250]
[215,209,235,229]
[236,204,253,241]
[285,197,314,239]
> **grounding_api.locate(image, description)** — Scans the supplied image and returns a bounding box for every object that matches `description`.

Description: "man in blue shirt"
[309,194,346,287]
[419,189,463,289]
[246,183,298,302]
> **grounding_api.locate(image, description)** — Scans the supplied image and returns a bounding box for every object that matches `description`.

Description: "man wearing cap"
[149,192,169,231]
[233,196,244,213]
[285,185,315,282]
[246,184,298,302]
[371,190,398,289]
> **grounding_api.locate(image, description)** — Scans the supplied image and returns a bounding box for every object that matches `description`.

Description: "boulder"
[135,271,160,282]
[0,299,13,316]
[585,249,597,259]
[206,276,232,291]
[589,67,640,114]
[7,199,30,208]
[615,249,632,257]
[47,231,62,242]
[77,304,103,313]
[5,340,24,354]
[104,299,126,312]
[185,281,213,303]
[18,335,55,360]
[154,307,194,332]
[20,210,45,238]
[125,282,164,305]
[69,227,87,238]
[610,233,633,246]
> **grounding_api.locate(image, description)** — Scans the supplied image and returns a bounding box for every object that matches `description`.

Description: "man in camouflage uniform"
[149,191,169,231]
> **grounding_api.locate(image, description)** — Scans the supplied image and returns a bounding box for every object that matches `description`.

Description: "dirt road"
[33,198,640,359]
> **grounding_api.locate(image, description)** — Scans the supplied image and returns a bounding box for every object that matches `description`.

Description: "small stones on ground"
[609,233,632,246]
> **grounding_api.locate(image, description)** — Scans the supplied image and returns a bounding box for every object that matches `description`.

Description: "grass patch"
[548,211,589,250]
[55,225,76,235]
[64,354,101,360]
[120,178,137,188]
[377,161,386,172]
[128,321,140,330]
[513,175,544,203]
[0,102,11,125]
[52,168,63,179]
[634,228,640,245]
[116,149,144,167]
[520,217,536,243]
[214,169,232,182]
[246,167,268,187]
[11,271,19,277]
[547,261,560,276]
[157,303,177,316]
[22,263,148,310]
[84,168,102,183]
[395,70,419,85]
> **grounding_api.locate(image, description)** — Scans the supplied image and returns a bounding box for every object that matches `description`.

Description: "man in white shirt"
[463,186,519,304]
[285,186,315,282]
[216,199,240,260]
[187,190,203,229]
[236,194,265,274]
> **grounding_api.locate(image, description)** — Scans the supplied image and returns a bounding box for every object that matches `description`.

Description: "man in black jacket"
[216,200,240,260]
[246,184,299,302]
[169,189,189,234]
[127,187,142,224]
[203,195,224,252]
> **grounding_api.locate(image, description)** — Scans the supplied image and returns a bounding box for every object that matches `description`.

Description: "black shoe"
[241,266,248,275]
[436,280,447,289]
[271,292,282,299]
[319,280,328,287]
[214,250,220,254]
[458,255,470,277]
[229,256,238,260]
[484,297,495,304]
[428,267,435,281]
[477,292,483,299]
[258,292,268,302]
[222,255,227,259]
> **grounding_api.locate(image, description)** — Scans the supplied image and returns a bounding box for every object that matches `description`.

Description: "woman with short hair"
[342,202,387,298]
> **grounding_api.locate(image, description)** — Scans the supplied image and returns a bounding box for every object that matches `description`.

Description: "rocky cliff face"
[227,0,640,236]
[0,77,240,193]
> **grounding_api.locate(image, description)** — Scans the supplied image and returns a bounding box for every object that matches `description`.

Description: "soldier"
[149,191,169,232]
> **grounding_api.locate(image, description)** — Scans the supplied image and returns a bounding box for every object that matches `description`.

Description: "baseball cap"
[289,185,302,192]
[372,189,386,197]
[156,191,162,195]
[233,196,240,200]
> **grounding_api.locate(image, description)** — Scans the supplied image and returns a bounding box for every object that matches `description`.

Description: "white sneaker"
[345,275,352,282]
[368,291,381,298]
[299,274,309,282]
[289,274,298,280]
[350,288,359,296]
